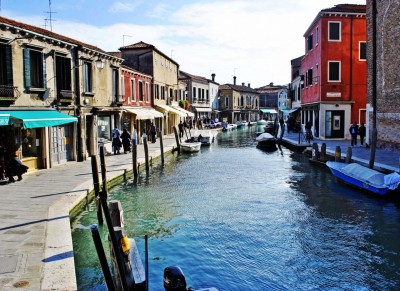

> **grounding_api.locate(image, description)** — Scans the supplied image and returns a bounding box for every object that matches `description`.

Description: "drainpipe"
[74,46,84,162]
[369,0,377,169]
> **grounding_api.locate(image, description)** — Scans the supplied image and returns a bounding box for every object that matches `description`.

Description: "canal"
[72,126,400,291]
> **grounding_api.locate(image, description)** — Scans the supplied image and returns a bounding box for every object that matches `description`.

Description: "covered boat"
[180,141,201,152]
[326,161,400,195]
[256,132,277,151]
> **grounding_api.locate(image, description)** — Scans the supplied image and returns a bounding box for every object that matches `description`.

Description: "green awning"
[260,109,278,114]
[0,113,10,126]
[0,110,77,129]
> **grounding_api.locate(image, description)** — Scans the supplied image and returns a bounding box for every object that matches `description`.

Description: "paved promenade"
[0,128,398,290]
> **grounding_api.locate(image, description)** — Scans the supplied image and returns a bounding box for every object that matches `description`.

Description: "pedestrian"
[120,128,131,154]
[142,129,147,143]
[358,123,366,146]
[150,123,156,143]
[178,121,184,138]
[349,121,359,147]
[305,121,312,143]
[279,117,284,133]
[112,128,122,155]
[188,119,193,133]
[6,152,29,182]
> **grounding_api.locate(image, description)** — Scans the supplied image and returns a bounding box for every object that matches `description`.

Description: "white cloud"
[108,1,138,13]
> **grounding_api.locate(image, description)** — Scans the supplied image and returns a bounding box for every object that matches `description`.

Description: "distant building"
[288,55,304,125]
[256,82,287,121]
[366,1,400,150]
[219,76,259,123]
[301,4,367,139]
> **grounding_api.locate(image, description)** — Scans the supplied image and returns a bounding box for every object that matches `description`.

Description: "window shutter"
[42,52,47,89]
[23,48,31,88]
[5,45,13,86]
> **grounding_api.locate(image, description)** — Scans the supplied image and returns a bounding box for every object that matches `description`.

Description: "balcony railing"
[0,85,20,101]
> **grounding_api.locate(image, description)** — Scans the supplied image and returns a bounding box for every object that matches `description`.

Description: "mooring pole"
[311,143,319,161]
[100,146,108,193]
[158,130,164,164]
[132,137,138,178]
[320,143,327,162]
[145,234,149,291]
[99,190,129,291]
[90,224,116,291]
[173,126,181,154]
[335,146,341,162]
[91,156,103,225]
[346,147,352,164]
[143,136,149,173]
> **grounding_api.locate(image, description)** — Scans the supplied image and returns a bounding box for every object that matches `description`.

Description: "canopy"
[194,107,212,112]
[155,104,186,117]
[260,109,278,114]
[123,107,163,120]
[0,113,10,126]
[0,110,77,128]
[172,106,194,117]
[280,108,300,114]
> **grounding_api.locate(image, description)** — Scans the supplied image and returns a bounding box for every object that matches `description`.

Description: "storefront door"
[325,110,344,138]
[52,125,73,165]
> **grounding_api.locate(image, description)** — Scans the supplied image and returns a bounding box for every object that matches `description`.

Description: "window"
[329,22,341,41]
[120,76,124,102]
[131,79,136,101]
[97,116,111,140]
[0,43,13,92]
[307,68,313,86]
[198,88,201,100]
[23,48,46,89]
[328,61,341,82]
[112,69,119,102]
[146,82,150,102]
[359,42,366,60]
[55,56,72,96]
[307,35,313,51]
[225,97,229,108]
[83,61,92,92]
[138,81,144,101]
[315,64,319,84]
[154,84,159,100]
[316,27,319,44]
[161,86,165,100]
[193,87,196,98]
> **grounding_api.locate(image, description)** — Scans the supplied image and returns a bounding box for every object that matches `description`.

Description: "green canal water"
[72,126,400,290]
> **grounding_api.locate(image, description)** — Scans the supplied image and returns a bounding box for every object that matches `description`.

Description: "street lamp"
[95,58,105,69]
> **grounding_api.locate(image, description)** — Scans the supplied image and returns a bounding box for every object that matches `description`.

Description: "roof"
[256,83,288,94]
[304,4,366,36]
[120,41,179,66]
[219,83,258,94]
[179,70,209,85]
[120,64,152,79]
[0,16,114,57]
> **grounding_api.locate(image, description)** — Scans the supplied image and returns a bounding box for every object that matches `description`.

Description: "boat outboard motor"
[164,266,187,291]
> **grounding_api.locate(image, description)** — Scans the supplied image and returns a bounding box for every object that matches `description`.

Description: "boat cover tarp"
[340,163,385,186]
[256,133,274,141]
[384,172,400,190]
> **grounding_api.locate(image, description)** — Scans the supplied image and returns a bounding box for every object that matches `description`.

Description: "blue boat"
[326,161,400,196]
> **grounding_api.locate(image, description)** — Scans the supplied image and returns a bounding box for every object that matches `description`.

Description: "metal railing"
[0,85,20,100]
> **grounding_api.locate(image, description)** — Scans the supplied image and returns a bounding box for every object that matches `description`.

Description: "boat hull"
[326,161,390,195]
[180,142,201,152]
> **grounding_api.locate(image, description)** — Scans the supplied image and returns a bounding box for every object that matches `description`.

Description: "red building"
[301,4,366,139]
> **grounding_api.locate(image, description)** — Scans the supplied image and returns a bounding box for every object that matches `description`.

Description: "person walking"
[349,121,359,147]
[305,121,312,143]
[150,123,157,143]
[112,128,122,155]
[6,152,29,182]
[178,121,184,138]
[120,128,131,154]
[358,123,366,146]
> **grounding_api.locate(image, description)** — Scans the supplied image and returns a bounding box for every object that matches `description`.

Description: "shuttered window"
[0,43,13,86]
[23,48,46,89]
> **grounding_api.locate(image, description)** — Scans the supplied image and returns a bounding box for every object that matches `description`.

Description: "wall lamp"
[95,58,105,69]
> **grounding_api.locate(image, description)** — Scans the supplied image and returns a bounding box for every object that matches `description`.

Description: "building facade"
[301,4,367,140]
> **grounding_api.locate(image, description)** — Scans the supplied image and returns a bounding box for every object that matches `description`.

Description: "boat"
[257,120,268,125]
[164,266,218,291]
[248,121,257,126]
[222,123,237,131]
[256,132,277,151]
[326,161,400,195]
[190,132,214,146]
[180,140,201,152]
[236,121,246,128]
[263,121,276,134]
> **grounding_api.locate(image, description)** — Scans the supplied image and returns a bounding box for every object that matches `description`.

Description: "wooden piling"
[346,146,352,164]
[311,143,319,160]
[173,126,181,154]
[132,138,138,178]
[91,155,103,225]
[320,143,327,162]
[143,136,149,173]
[335,146,341,162]
[158,130,164,164]
[100,146,108,193]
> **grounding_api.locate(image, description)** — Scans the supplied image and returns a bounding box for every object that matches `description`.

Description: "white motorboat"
[180,141,201,152]
[256,132,277,151]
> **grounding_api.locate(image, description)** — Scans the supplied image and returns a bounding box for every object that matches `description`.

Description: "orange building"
[301,4,366,139]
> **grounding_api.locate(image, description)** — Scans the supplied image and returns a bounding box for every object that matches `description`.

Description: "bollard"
[123,169,127,181]
[173,126,181,154]
[311,143,319,160]
[346,146,352,164]
[90,224,116,291]
[100,146,108,193]
[91,156,103,224]
[335,146,341,162]
[143,136,149,173]
[158,131,164,164]
[320,143,327,162]
[132,138,138,178]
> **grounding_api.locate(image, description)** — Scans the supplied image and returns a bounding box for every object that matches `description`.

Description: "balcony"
[58,90,74,104]
[0,85,20,103]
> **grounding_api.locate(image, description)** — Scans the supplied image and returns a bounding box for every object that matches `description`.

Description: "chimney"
[242,82,245,86]
[270,82,274,86]
[211,73,216,82]
[233,76,236,85]
[248,83,251,88]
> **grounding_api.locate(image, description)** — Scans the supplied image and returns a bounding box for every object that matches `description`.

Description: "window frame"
[328,61,341,82]
[328,21,341,42]
[359,41,366,61]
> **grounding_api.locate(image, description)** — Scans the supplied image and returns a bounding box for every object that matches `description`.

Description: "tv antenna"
[44,0,56,31]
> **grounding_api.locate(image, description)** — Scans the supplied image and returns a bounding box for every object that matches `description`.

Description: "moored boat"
[257,120,268,125]
[256,132,277,151]
[326,161,400,195]
[180,141,201,152]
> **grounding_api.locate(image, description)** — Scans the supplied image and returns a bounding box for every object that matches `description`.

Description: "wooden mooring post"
[90,155,103,225]
[173,126,181,154]
[143,136,149,173]
[320,143,327,162]
[132,137,138,178]
[311,143,319,160]
[158,130,164,164]
[100,146,108,193]
[346,146,352,163]
[335,146,341,162]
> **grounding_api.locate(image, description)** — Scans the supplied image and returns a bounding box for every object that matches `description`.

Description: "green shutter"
[42,52,46,89]
[5,45,13,86]
[23,48,31,88]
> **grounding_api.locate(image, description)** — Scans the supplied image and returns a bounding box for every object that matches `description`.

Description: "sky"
[1,0,366,88]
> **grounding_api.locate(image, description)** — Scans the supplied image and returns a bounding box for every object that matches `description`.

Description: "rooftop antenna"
[44,0,56,31]
[122,34,132,47]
